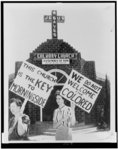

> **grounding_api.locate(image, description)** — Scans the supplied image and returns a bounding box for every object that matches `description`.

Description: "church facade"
[9,38,110,127]
[9,10,110,128]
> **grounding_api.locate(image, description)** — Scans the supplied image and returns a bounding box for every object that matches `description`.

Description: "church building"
[9,10,110,128]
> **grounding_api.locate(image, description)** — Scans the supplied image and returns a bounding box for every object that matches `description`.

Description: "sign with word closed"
[60,69,102,113]
[9,61,57,108]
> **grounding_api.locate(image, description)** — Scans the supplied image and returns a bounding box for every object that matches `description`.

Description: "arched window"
[48,69,68,85]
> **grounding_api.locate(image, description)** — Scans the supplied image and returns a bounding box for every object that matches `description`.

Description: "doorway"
[43,69,69,121]
[43,85,71,121]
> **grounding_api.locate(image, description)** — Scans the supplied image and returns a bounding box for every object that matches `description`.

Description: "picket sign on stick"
[20,99,28,113]
[9,61,57,136]
[60,69,102,113]
[9,61,57,108]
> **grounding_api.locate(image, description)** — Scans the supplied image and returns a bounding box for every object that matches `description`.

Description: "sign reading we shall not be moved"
[9,61,57,108]
[60,70,102,113]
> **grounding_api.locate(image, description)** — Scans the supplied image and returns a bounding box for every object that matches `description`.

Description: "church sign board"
[60,69,102,113]
[32,53,77,64]
[9,61,57,108]
[42,59,70,65]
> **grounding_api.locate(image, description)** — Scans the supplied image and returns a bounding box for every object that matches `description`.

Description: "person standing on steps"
[53,90,75,141]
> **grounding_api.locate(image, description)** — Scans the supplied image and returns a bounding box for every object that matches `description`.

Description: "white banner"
[60,69,102,113]
[9,61,57,108]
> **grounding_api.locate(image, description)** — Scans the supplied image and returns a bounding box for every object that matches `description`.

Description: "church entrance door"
[43,69,69,121]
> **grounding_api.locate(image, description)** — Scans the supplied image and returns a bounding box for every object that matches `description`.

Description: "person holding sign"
[9,98,30,141]
[53,90,75,141]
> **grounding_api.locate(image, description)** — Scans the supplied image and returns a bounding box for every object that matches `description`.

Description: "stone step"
[50,123,94,129]
[72,127,97,133]
[46,124,95,132]
[29,121,96,136]
[43,126,97,136]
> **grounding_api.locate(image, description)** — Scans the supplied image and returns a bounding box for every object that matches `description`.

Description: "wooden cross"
[44,10,65,39]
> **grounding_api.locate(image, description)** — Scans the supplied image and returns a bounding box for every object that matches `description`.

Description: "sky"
[4,3,115,78]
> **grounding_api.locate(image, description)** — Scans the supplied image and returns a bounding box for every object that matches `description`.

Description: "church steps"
[29,121,96,136]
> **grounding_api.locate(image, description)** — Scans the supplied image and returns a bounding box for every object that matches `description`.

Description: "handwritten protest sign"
[9,61,57,108]
[60,69,102,113]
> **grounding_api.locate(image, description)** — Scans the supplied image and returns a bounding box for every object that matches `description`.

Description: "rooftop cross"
[44,10,65,39]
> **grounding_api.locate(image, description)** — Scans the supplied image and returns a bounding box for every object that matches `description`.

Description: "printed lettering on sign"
[9,61,57,108]
[60,69,102,113]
